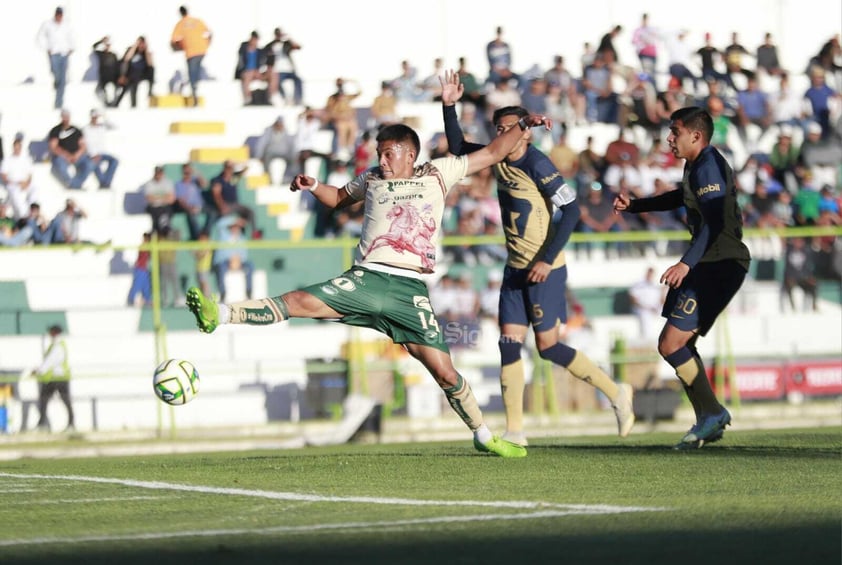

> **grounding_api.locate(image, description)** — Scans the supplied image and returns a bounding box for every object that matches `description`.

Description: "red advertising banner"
[709,359,842,401]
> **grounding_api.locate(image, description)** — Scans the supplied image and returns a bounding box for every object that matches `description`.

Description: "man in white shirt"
[82,109,119,189]
[0,134,38,220]
[36,6,74,109]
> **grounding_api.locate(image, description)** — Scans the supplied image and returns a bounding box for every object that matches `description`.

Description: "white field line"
[6,496,169,505]
[0,472,667,547]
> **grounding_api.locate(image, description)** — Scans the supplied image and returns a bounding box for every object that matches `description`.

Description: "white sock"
[217,303,231,324]
[473,424,493,444]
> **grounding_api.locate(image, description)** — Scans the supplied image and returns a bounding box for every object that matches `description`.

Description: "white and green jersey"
[344,156,468,274]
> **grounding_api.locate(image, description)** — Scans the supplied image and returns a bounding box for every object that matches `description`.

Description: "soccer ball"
[153,359,200,405]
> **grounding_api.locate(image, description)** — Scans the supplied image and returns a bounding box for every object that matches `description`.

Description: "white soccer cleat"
[612,383,636,438]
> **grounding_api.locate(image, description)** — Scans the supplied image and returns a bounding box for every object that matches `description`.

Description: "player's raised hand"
[440,70,464,106]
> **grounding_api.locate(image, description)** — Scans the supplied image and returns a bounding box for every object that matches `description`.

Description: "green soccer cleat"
[186,287,220,333]
[474,436,528,458]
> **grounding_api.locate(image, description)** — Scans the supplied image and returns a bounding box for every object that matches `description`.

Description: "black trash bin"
[304,358,348,419]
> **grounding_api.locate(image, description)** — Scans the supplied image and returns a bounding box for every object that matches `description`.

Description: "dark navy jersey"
[680,145,751,269]
[495,145,572,269]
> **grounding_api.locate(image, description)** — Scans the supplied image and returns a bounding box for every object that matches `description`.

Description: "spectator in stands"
[604,128,641,168]
[576,135,605,197]
[792,171,822,226]
[83,108,118,189]
[37,6,74,109]
[212,214,254,303]
[294,106,330,180]
[391,59,425,103]
[723,31,754,83]
[427,132,449,160]
[781,237,819,312]
[127,231,152,307]
[582,53,618,124]
[756,32,784,78]
[43,198,86,244]
[114,36,155,108]
[544,74,579,137]
[206,161,258,238]
[173,162,206,241]
[596,24,623,69]
[264,27,303,106]
[92,36,120,107]
[420,57,445,101]
[696,32,732,88]
[798,121,842,188]
[483,76,521,137]
[158,226,180,308]
[48,109,95,189]
[548,127,579,182]
[170,5,212,107]
[735,74,772,144]
[1,133,39,220]
[329,161,364,237]
[353,130,376,176]
[577,182,627,257]
[768,125,801,191]
[486,26,518,87]
[0,200,34,247]
[142,165,176,234]
[803,66,840,138]
[638,177,688,255]
[235,31,267,106]
[632,14,659,80]
[664,29,699,92]
[370,81,399,128]
[769,73,807,129]
[324,77,361,160]
[31,324,75,432]
[629,266,665,340]
[478,270,503,321]
[255,116,297,184]
[457,102,490,145]
[455,56,486,114]
[520,78,549,146]
[24,203,50,244]
[706,96,736,162]
[806,35,842,83]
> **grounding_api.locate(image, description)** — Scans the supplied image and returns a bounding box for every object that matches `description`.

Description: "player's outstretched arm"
[290,174,354,209]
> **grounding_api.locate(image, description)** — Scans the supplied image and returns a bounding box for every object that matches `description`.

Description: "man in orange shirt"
[170,5,212,106]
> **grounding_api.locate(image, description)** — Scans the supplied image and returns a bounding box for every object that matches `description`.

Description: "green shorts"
[302,266,449,353]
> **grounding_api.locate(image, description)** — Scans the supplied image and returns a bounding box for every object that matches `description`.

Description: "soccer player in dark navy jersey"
[614,106,751,449]
[442,76,635,446]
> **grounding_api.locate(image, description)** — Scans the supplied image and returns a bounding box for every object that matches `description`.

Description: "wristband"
[308,179,320,192]
[517,117,529,131]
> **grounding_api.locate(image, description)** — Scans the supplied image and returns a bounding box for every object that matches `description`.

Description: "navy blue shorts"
[663,260,747,336]
[498,265,568,332]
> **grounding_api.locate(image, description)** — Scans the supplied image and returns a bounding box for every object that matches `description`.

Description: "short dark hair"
[179,5,188,16]
[670,106,714,143]
[492,106,528,125]
[376,124,420,158]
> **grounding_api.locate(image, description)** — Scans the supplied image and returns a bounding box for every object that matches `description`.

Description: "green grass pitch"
[0,427,839,565]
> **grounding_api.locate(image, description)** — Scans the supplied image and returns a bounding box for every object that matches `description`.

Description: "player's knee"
[498,338,522,365]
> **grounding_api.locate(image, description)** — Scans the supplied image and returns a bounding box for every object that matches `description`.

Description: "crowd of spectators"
[2,6,841,310]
